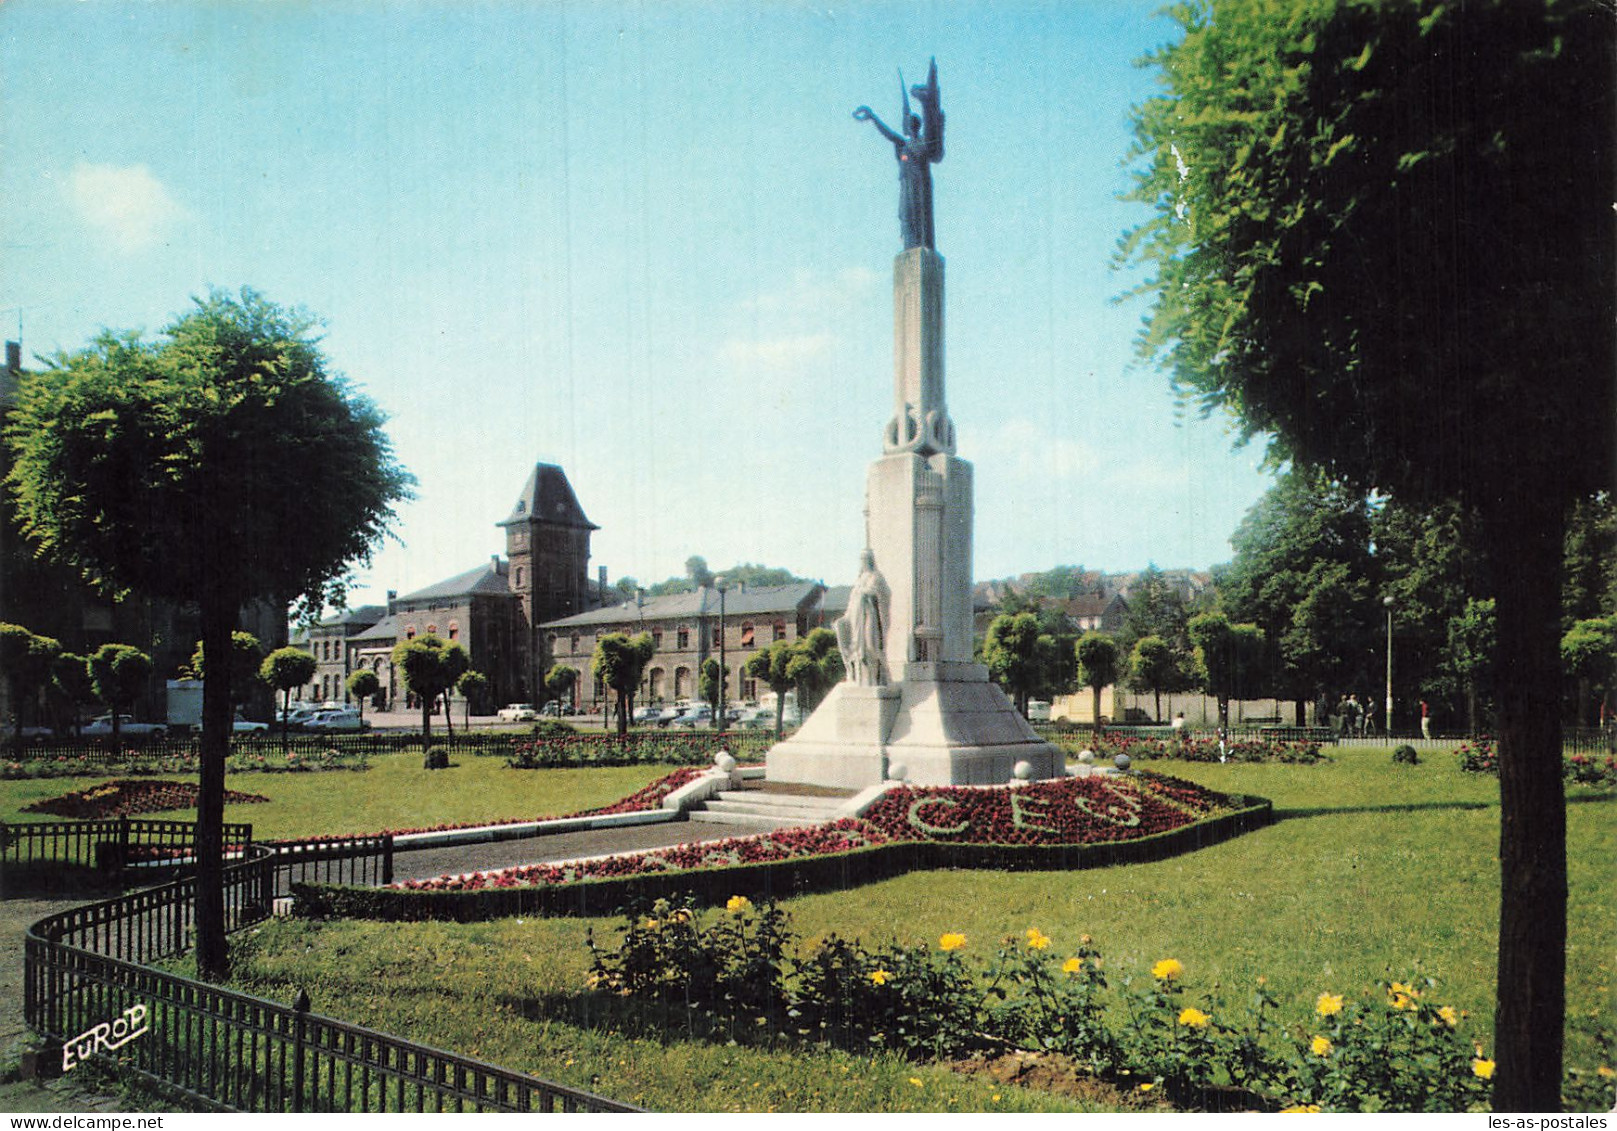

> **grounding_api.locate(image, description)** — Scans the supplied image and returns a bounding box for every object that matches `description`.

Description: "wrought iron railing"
[25,843,637,1112]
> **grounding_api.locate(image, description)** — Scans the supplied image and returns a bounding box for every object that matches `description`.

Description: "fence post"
[292,987,310,1113]
[381,835,393,886]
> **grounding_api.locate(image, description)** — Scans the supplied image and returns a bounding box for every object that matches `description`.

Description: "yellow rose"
[1025,928,1052,950]
[1062,957,1085,975]
[1177,1007,1211,1029]
[726,895,752,914]
[939,932,967,952]
[1311,1035,1332,1057]
[1280,1105,1322,1113]
[1151,958,1184,981]
[1472,1058,1496,1080]
[1437,1005,1459,1028]
[869,969,890,986]
[1315,991,1344,1016]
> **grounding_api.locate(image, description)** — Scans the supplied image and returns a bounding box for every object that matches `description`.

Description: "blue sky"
[1,0,1274,607]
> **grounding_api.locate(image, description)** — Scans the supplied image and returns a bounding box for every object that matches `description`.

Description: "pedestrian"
[1347,695,1362,738]
[1337,695,1351,738]
[1420,699,1431,740]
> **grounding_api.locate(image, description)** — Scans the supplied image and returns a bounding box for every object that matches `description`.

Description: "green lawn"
[0,754,678,839]
[205,746,1613,1112]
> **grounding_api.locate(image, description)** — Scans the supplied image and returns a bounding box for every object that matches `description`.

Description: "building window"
[711,625,721,648]
[514,566,524,589]
[649,667,665,701]
[447,622,459,641]
[426,623,437,637]
[674,667,690,699]
[652,629,663,649]
[570,633,580,654]
[405,625,416,640]
[740,622,755,647]
[773,621,787,641]
[677,627,690,649]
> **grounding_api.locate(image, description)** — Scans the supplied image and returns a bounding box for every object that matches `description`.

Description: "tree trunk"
[420,696,433,748]
[194,598,234,981]
[1485,504,1567,1111]
[443,694,454,740]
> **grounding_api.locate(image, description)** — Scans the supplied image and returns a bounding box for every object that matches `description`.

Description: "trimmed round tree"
[0,624,59,741]
[592,632,654,737]
[1075,631,1120,730]
[3,288,411,978]
[86,643,153,747]
[347,668,382,721]
[392,634,465,747]
[261,646,318,752]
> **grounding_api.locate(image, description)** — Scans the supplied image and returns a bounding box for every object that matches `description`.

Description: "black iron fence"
[1,818,255,890]
[25,845,637,1112]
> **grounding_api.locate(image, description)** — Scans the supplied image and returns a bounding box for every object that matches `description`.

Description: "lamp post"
[714,577,728,732]
[1384,595,1395,737]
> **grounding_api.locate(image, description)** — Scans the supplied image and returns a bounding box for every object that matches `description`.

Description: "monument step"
[713,790,848,813]
[686,806,825,829]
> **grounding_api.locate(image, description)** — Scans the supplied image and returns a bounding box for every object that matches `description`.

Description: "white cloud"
[68,162,186,253]
[718,331,834,370]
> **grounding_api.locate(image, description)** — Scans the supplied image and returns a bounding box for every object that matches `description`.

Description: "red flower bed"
[393,819,888,892]
[859,772,1225,846]
[24,779,269,820]
[391,771,1240,893]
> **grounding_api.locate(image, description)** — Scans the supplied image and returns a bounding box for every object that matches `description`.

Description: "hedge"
[289,794,1272,923]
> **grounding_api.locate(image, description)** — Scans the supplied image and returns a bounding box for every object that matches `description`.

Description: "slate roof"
[395,560,511,605]
[498,463,598,530]
[313,604,387,631]
[539,582,822,630]
[348,614,400,644]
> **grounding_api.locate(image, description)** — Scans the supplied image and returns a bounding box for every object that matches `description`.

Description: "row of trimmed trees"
[583,626,844,740]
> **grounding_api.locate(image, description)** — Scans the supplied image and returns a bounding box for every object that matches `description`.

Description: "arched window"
[405,624,417,640]
[677,626,690,650]
[514,566,524,589]
[570,633,580,654]
[447,622,460,641]
[674,667,690,699]
[740,622,755,647]
[773,621,787,641]
[648,667,665,701]
[426,623,438,637]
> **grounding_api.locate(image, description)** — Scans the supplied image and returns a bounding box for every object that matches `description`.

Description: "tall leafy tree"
[261,647,317,753]
[3,288,414,978]
[1126,634,1181,724]
[1120,2,1613,1104]
[1075,631,1120,728]
[455,669,488,725]
[1187,613,1263,734]
[592,632,655,737]
[1561,616,1617,728]
[86,643,153,746]
[983,612,1043,715]
[1218,469,1376,721]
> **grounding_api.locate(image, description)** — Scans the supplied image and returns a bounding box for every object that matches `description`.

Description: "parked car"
[497,703,539,723]
[669,706,714,729]
[82,714,168,738]
[303,708,364,733]
[1026,700,1052,722]
[233,715,270,733]
[733,706,775,730]
[632,706,662,725]
[540,701,563,717]
[654,706,685,727]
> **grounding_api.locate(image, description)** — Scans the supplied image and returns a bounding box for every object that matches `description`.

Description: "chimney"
[386,589,397,614]
[5,341,19,373]
[598,565,608,593]
[493,554,503,574]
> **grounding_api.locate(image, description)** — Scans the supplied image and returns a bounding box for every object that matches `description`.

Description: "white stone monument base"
[765,665,1065,788]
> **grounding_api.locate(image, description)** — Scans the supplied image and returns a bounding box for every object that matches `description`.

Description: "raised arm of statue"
[853,105,904,146]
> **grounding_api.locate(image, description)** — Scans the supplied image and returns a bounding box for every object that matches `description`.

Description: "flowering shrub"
[1455,737,1498,774]
[583,904,1508,1112]
[23,779,269,820]
[1454,738,1616,788]
[562,766,708,817]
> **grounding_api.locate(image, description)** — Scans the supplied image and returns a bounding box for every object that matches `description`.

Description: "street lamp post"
[1384,595,1395,737]
[714,578,728,732]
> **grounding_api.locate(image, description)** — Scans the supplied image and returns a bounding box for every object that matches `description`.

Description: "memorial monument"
[766,61,1066,788]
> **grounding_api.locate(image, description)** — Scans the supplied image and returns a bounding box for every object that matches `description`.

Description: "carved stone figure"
[854,58,944,250]
[835,548,890,686]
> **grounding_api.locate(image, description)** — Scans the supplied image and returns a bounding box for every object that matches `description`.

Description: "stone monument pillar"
[766,64,1065,788]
